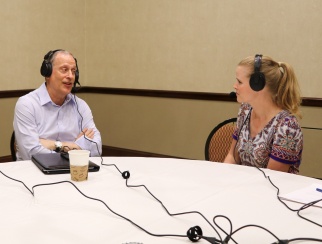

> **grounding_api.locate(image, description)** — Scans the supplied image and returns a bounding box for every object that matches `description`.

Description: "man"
[13,49,102,160]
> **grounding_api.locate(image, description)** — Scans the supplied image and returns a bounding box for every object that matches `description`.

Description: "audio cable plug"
[122,171,130,179]
[271,240,289,244]
[187,226,221,244]
[222,235,231,244]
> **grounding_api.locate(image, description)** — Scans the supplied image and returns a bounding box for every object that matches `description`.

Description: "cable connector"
[222,235,231,244]
[187,226,202,242]
[271,240,289,244]
[122,171,130,179]
[201,236,221,244]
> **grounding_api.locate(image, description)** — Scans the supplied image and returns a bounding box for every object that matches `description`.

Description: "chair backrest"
[10,131,17,161]
[205,118,237,162]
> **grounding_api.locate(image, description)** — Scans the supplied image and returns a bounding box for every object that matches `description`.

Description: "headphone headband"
[40,49,64,78]
[254,54,262,72]
[43,49,63,63]
[249,54,265,92]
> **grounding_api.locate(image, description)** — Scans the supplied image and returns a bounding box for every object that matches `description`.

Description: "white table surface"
[0,157,321,244]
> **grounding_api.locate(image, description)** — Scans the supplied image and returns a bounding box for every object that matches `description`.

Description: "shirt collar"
[38,82,73,106]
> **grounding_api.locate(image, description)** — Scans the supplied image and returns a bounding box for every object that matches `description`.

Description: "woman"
[224,54,303,174]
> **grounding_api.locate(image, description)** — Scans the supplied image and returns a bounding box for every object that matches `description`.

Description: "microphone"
[229,91,237,98]
[72,80,81,93]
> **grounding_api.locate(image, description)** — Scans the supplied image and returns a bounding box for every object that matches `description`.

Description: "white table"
[0,157,321,244]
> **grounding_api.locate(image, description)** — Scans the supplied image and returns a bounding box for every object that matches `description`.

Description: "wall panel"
[0,0,86,91]
[85,0,322,97]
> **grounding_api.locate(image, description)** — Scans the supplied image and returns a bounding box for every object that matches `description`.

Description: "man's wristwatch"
[54,141,62,152]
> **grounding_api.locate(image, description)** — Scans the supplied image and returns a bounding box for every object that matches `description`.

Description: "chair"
[10,131,17,161]
[205,118,237,162]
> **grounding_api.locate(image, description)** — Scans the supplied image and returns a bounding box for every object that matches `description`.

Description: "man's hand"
[39,138,56,151]
[76,128,94,140]
[39,129,94,152]
[39,139,81,152]
[61,142,81,152]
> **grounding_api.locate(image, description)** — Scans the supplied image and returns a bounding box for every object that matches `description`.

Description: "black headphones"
[40,49,80,87]
[249,54,265,91]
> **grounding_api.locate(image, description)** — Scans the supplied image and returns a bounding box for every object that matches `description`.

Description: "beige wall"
[81,94,240,158]
[1,1,322,96]
[85,0,322,97]
[0,0,86,91]
[1,1,322,178]
[1,98,17,157]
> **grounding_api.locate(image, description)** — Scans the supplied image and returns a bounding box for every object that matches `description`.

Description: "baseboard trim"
[0,146,182,163]
[0,156,12,163]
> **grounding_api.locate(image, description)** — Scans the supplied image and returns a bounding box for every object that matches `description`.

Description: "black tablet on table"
[31,153,100,175]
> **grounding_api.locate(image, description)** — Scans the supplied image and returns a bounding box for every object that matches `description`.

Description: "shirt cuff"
[75,136,92,152]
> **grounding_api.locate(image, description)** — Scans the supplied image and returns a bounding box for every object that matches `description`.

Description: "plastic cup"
[68,150,90,181]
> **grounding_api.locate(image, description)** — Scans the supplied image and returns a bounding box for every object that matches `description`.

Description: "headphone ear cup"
[250,72,266,91]
[40,60,52,77]
[72,69,80,93]
[74,70,79,86]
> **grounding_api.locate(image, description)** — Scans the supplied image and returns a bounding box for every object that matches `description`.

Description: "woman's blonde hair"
[239,55,302,118]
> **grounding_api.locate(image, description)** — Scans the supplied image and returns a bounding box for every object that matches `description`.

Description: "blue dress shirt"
[13,82,102,160]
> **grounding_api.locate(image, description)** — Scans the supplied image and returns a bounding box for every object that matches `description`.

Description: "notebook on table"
[31,153,100,175]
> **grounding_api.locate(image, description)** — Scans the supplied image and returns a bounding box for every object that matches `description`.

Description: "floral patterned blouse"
[232,103,303,174]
